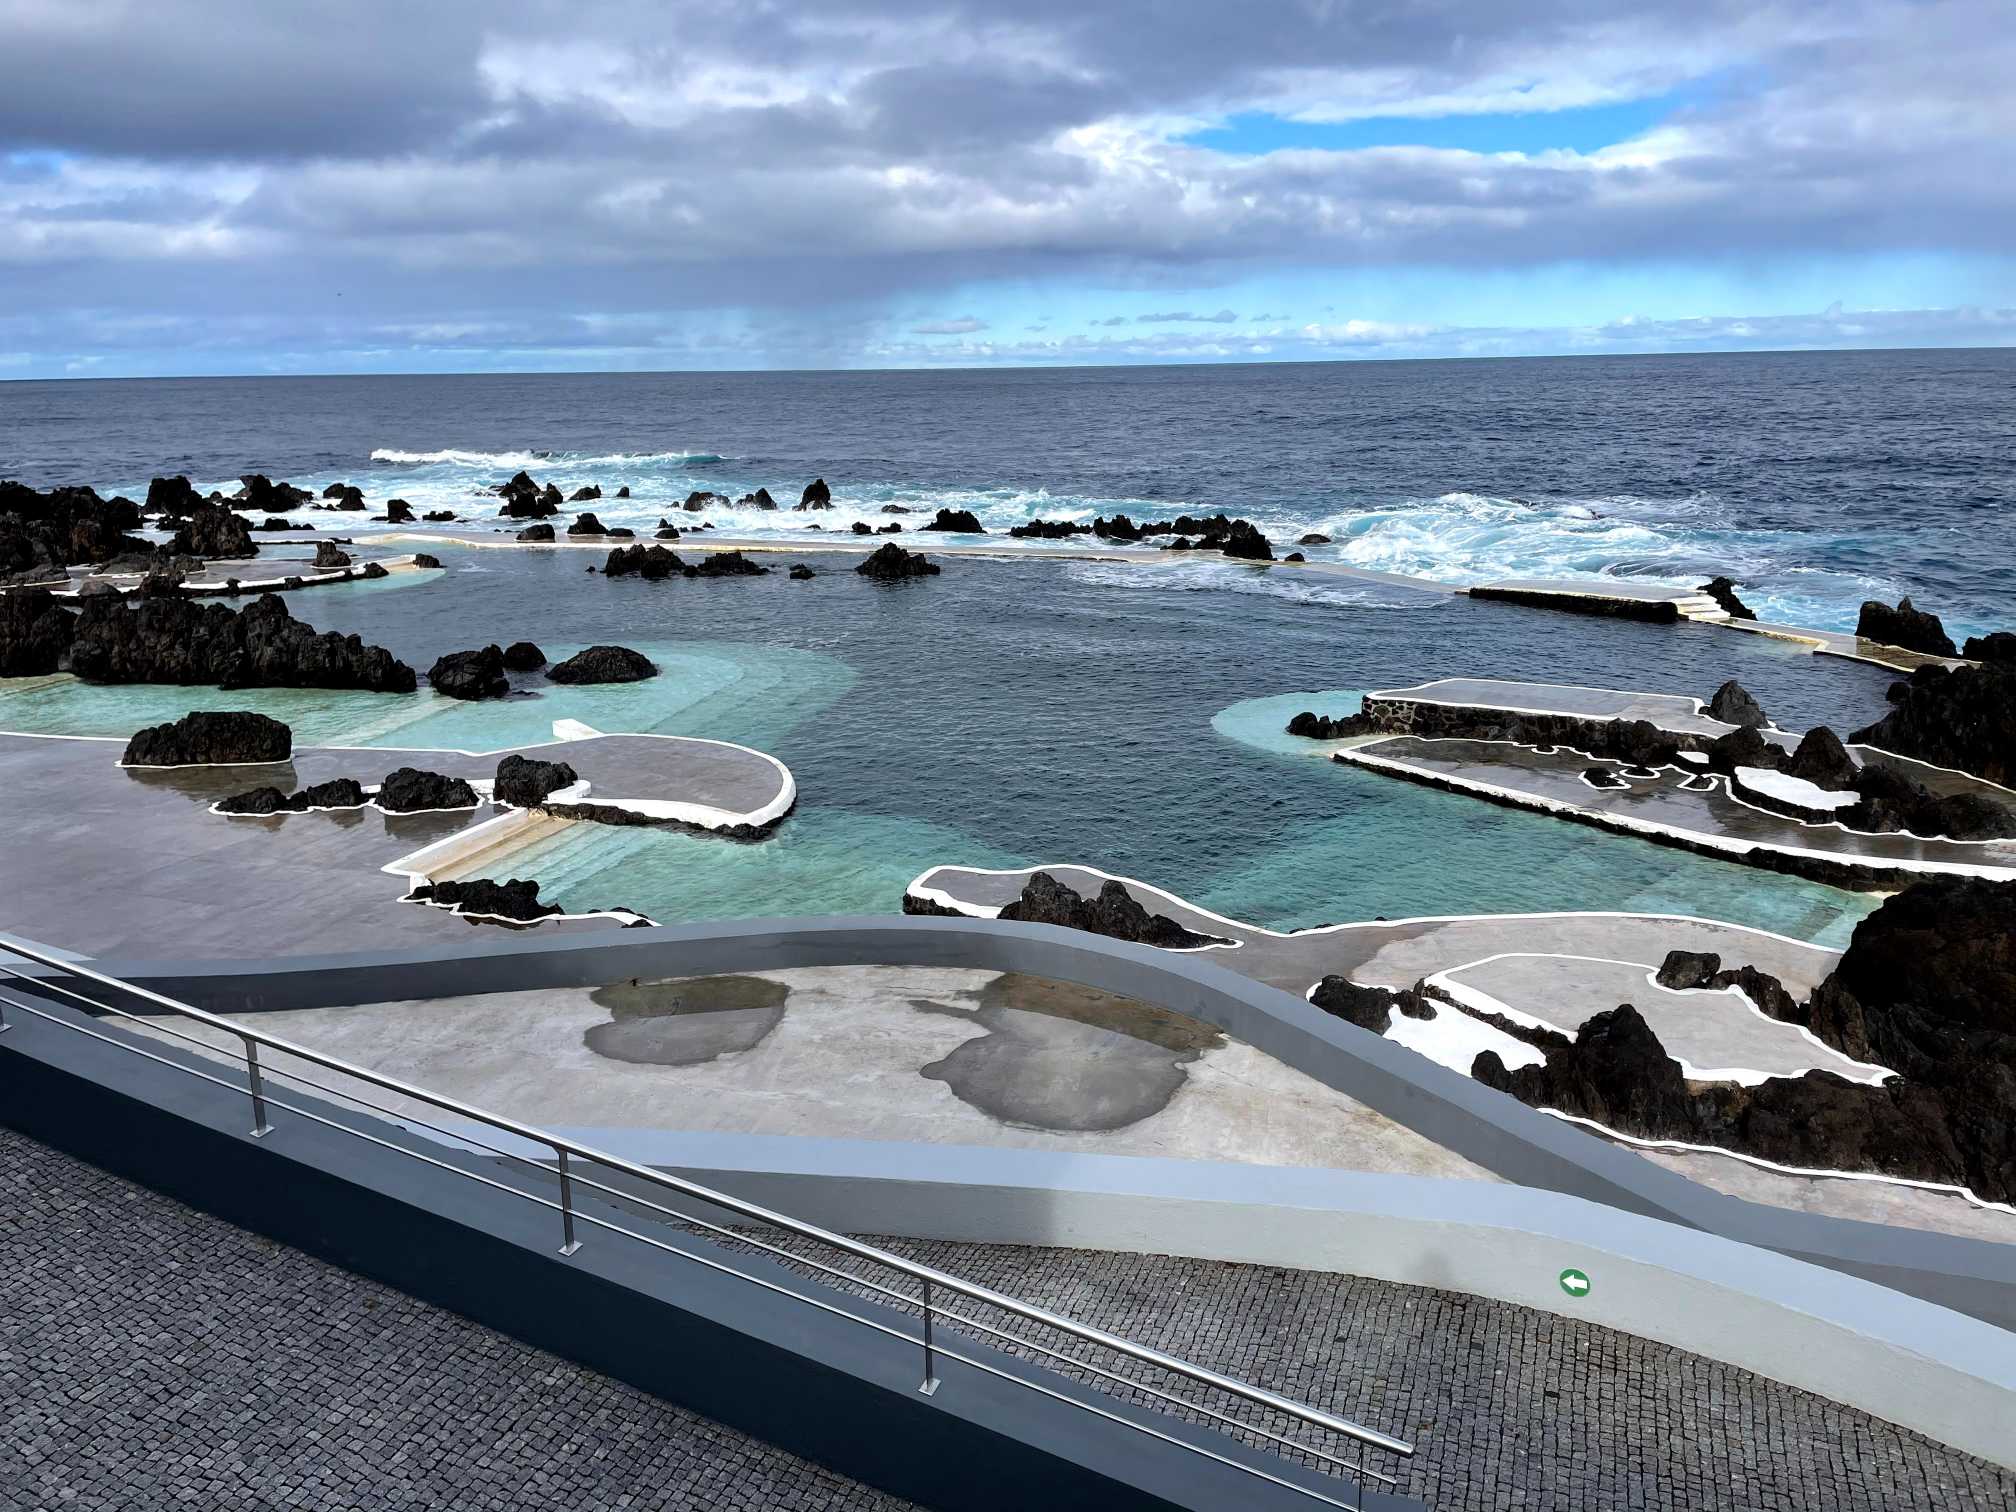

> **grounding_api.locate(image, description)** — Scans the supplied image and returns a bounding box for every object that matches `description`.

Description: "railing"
[0,935,1414,1509]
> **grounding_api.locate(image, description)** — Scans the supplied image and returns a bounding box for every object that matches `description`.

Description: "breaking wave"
[370,447,724,468]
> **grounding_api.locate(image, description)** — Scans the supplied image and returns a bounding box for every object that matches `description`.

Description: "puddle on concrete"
[585,974,790,1066]
[915,972,1225,1132]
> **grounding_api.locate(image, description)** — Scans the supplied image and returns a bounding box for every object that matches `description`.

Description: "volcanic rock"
[568,513,608,536]
[1284,552,1305,563]
[602,543,684,579]
[1285,709,1377,739]
[683,491,729,512]
[1299,533,1332,546]
[855,543,939,579]
[1706,680,1767,729]
[1093,514,1144,542]
[516,523,555,542]
[1704,726,1786,775]
[692,550,767,577]
[494,752,580,807]
[427,645,509,701]
[146,476,203,518]
[996,871,1228,950]
[501,640,545,671]
[851,521,873,535]
[740,488,778,510]
[412,553,443,570]
[1654,950,1721,990]
[921,508,984,533]
[1698,576,1757,620]
[124,710,292,766]
[615,486,630,499]
[381,498,414,524]
[169,503,258,560]
[216,778,368,815]
[569,485,602,503]
[0,586,77,675]
[377,767,480,812]
[797,479,832,509]
[1784,726,1858,787]
[497,471,560,519]
[312,541,352,569]
[407,877,560,922]
[789,564,815,580]
[64,590,415,692]
[1964,631,2016,665]
[1856,597,1957,657]
[253,517,308,531]
[1850,663,2016,785]
[236,475,313,510]
[1010,519,1092,540]
[1309,976,1438,1034]
[548,645,657,684]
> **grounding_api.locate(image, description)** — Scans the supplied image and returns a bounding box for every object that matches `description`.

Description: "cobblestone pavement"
[4,1126,2012,1512]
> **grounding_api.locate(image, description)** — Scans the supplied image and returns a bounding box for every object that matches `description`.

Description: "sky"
[1,0,2012,377]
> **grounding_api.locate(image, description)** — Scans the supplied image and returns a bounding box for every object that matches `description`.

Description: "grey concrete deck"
[905,864,2015,1241]
[1371,676,1761,739]
[0,728,790,957]
[1338,736,2016,882]
[120,965,1495,1181]
[6,1126,2009,1512]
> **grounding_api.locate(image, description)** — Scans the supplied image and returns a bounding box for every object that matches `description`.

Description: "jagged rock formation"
[427,645,510,701]
[501,641,546,670]
[1285,709,1378,739]
[497,471,561,519]
[995,871,1228,950]
[683,490,729,512]
[516,522,555,542]
[548,645,657,684]
[1697,576,1757,620]
[567,513,608,535]
[382,499,414,524]
[0,587,76,674]
[738,488,778,510]
[145,476,202,518]
[37,590,417,692]
[1010,519,1093,540]
[1309,976,1437,1034]
[376,767,480,812]
[1,481,152,580]
[1964,631,2016,665]
[789,564,815,580]
[216,778,368,814]
[235,476,313,511]
[797,479,831,509]
[693,550,767,577]
[603,544,685,579]
[123,710,291,766]
[168,504,258,560]
[494,752,580,806]
[1706,680,1767,728]
[921,508,985,533]
[1850,663,2016,785]
[569,485,602,502]
[1856,597,1956,656]
[855,543,940,579]
[405,877,560,922]
[312,541,352,569]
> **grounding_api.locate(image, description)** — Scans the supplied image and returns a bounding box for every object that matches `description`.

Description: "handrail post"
[918,1276,940,1396]
[242,1038,271,1138]
[557,1148,580,1255]
[0,992,11,1032]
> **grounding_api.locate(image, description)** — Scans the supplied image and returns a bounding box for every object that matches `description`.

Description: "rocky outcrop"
[376,767,480,812]
[569,485,602,503]
[996,871,1228,950]
[146,476,203,518]
[235,475,313,511]
[253,517,310,531]
[1010,519,1093,540]
[427,645,509,701]
[312,541,352,569]
[855,543,940,579]
[494,752,580,807]
[1309,976,1436,1034]
[62,591,416,692]
[412,553,443,570]
[692,550,767,577]
[405,877,560,922]
[1780,726,1855,786]
[1849,663,2016,785]
[1285,709,1378,740]
[0,586,76,675]
[516,523,555,542]
[321,483,365,510]
[567,513,608,535]
[216,778,368,814]
[497,471,561,519]
[738,488,778,510]
[683,491,729,512]
[1964,631,2016,665]
[123,710,291,766]
[1354,695,1690,769]
[797,479,832,510]
[1841,763,2012,840]
[169,503,258,560]
[1856,597,1956,657]
[603,544,682,579]
[789,564,815,580]
[1299,532,1332,546]
[1654,950,1722,991]
[1204,518,1273,561]
[1705,680,1766,728]
[1697,576,1756,620]
[548,645,657,684]
[921,508,984,533]
[421,509,455,522]
[850,521,873,535]
[381,498,414,524]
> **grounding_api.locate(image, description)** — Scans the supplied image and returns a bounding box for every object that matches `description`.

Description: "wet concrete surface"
[586,975,791,1066]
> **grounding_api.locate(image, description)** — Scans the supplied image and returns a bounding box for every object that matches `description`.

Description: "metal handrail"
[0,933,1415,1503]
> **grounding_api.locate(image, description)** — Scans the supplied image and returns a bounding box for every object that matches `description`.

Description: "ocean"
[6,347,2013,637]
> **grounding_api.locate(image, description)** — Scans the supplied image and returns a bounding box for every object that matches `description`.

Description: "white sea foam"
[370,447,725,468]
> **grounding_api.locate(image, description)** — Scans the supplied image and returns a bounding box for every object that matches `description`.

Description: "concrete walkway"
[4,1127,2008,1512]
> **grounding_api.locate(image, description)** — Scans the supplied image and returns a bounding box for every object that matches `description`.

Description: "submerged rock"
[494,752,580,807]
[997,871,1228,950]
[412,553,443,570]
[1298,532,1332,545]
[548,644,658,684]
[1856,597,1956,657]
[501,640,546,670]
[124,710,291,767]
[855,542,940,579]
[789,564,815,580]
[427,645,510,701]
[569,485,602,503]
[376,767,480,812]
[1705,679,1767,728]
[691,550,768,577]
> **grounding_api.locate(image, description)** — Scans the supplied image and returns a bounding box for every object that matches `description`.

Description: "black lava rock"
[377,767,480,812]
[1964,631,2016,665]
[1705,679,1767,728]
[567,513,608,535]
[548,645,658,684]
[797,479,832,509]
[169,503,258,560]
[569,485,602,502]
[124,710,292,766]
[1654,950,1722,990]
[1698,576,1757,620]
[921,508,984,533]
[1010,519,1093,540]
[1856,597,1957,657]
[1298,532,1332,545]
[216,778,367,814]
[789,564,815,579]
[312,541,352,569]
[382,498,414,524]
[63,592,414,692]
[427,645,510,701]
[996,871,1229,950]
[1850,663,2016,785]
[692,550,768,577]
[494,752,581,806]
[0,586,77,675]
[602,544,684,579]
[855,543,940,579]
[146,476,202,518]
[1285,709,1376,739]
[516,522,556,542]
[412,553,443,570]
[501,640,546,670]
[497,471,560,519]
[408,877,560,921]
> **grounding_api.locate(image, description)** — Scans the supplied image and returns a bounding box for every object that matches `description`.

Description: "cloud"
[1136,309,1238,323]
[910,315,989,334]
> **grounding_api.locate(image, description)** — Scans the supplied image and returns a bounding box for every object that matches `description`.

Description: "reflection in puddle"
[585,974,790,1066]
[916,972,1224,1132]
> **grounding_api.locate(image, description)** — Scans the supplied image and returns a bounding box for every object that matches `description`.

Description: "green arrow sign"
[1559,1267,1591,1298]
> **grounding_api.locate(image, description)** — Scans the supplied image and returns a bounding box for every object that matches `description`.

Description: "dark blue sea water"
[3,351,2008,946]
[6,348,2013,636]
